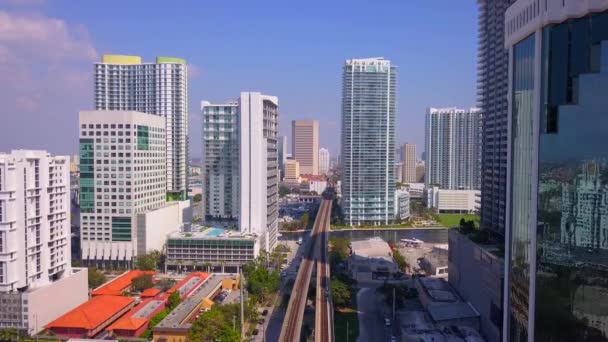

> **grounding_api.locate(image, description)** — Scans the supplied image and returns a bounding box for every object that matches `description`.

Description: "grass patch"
[436,214,479,228]
[334,297,359,342]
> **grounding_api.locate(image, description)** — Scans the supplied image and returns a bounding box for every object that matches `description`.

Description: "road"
[356,287,391,342]
[279,198,332,342]
[315,198,333,342]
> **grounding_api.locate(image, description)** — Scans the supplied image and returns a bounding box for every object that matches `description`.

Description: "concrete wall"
[448,229,503,342]
[427,187,480,213]
[137,200,191,255]
[26,267,88,334]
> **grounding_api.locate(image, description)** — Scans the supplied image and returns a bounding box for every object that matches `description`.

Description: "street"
[356,286,391,342]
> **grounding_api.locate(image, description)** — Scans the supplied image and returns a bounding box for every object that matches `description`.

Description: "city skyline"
[0,1,478,158]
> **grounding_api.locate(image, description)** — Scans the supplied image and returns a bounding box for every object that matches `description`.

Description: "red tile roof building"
[91,270,155,296]
[106,299,165,337]
[163,272,209,300]
[45,295,135,338]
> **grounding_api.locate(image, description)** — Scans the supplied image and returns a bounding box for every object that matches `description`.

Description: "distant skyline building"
[201,92,279,251]
[504,2,608,340]
[401,143,417,183]
[292,120,319,175]
[278,136,287,180]
[425,107,481,190]
[94,54,188,201]
[319,147,330,174]
[478,0,515,237]
[283,159,300,184]
[0,150,89,334]
[341,57,396,225]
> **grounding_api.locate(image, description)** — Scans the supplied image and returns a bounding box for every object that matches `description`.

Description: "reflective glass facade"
[508,11,608,342]
[341,58,396,225]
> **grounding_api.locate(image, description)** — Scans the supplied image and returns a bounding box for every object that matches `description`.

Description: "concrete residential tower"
[319,147,330,175]
[0,150,88,334]
[425,107,482,190]
[201,92,279,251]
[341,57,396,225]
[94,55,188,201]
[401,143,416,183]
[292,120,319,175]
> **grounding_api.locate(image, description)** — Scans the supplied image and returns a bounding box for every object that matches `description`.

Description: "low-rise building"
[448,228,503,342]
[349,238,397,280]
[106,299,165,337]
[425,187,480,213]
[91,270,155,297]
[45,295,136,338]
[283,159,300,184]
[165,226,258,272]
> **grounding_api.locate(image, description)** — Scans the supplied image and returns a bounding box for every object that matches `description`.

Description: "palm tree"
[203,262,212,273]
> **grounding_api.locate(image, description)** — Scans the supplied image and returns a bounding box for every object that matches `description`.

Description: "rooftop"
[46,295,135,330]
[91,270,155,296]
[106,299,165,332]
[155,274,229,330]
[427,302,480,322]
[418,278,458,303]
[164,272,209,299]
[300,174,326,182]
[141,287,162,298]
[168,225,257,240]
[350,237,393,259]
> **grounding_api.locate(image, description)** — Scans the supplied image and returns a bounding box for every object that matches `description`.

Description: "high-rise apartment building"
[319,148,330,175]
[79,111,167,266]
[292,120,319,175]
[201,101,239,221]
[425,107,482,190]
[0,150,88,334]
[401,143,417,183]
[278,136,287,180]
[341,57,396,225]
[201,92,279,251]
[94,55,188,201]
[478,0,515,237]
[504,2,608,340]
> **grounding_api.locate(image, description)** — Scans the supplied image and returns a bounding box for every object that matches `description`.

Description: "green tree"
[88,267,106,289]
[193,193,202,203]
[300,212,310,229]
[243,257,280,303]
[0,328,20,341]
[134,250,161,270]
[131,274,154,292]
[331,278,351,308]
[329,237,350,266]
[189,305,240,342]
[156,278,176,291]
[167,291,182,311]
[392,249,410,272]
[141,309,169,338]
[279,185,290,197]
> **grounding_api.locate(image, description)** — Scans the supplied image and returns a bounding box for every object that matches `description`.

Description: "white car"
[384,318,391,327]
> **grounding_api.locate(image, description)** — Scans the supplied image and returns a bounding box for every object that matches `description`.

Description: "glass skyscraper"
[340,57,396,225]
[478,0,515,238]
[504,1,608,341]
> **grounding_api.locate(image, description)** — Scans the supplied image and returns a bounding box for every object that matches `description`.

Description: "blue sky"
[0,0,478,158]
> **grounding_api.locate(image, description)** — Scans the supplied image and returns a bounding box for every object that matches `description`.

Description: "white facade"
[79,111,167,265]
[239,93,279,251]
[319,147,330,175]
[0,150,71,292]
[308,180,328,195]
[394,189,411,221]
[201,93,279,252]
[136,200,190,255]
[426,187,480,213]
[95,55,188,200]
[425,107,482,190]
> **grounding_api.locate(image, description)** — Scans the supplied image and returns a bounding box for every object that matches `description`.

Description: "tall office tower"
[283,159,300,184]
[319,148,330,175]
[79,111,167,266]
[478,0,515,237]
[94,55,188,201]
[278,136,287,180]
[425,107,482,190]
[504,2,608,341]
[201,101,239,222]
[292,120,319,175]
[401,143,417,183]
[341,57,396,226]
[201,92,279,251]
[0,150,88,334]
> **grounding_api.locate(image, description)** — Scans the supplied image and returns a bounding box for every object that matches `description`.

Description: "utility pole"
[392,287,396,322]
[240,269,245,338]
[346,320,349,342]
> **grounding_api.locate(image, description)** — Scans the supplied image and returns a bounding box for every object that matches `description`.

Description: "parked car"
[384,318,391,327]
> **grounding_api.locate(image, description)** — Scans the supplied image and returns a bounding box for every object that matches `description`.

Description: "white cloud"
[0,11,98,154]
